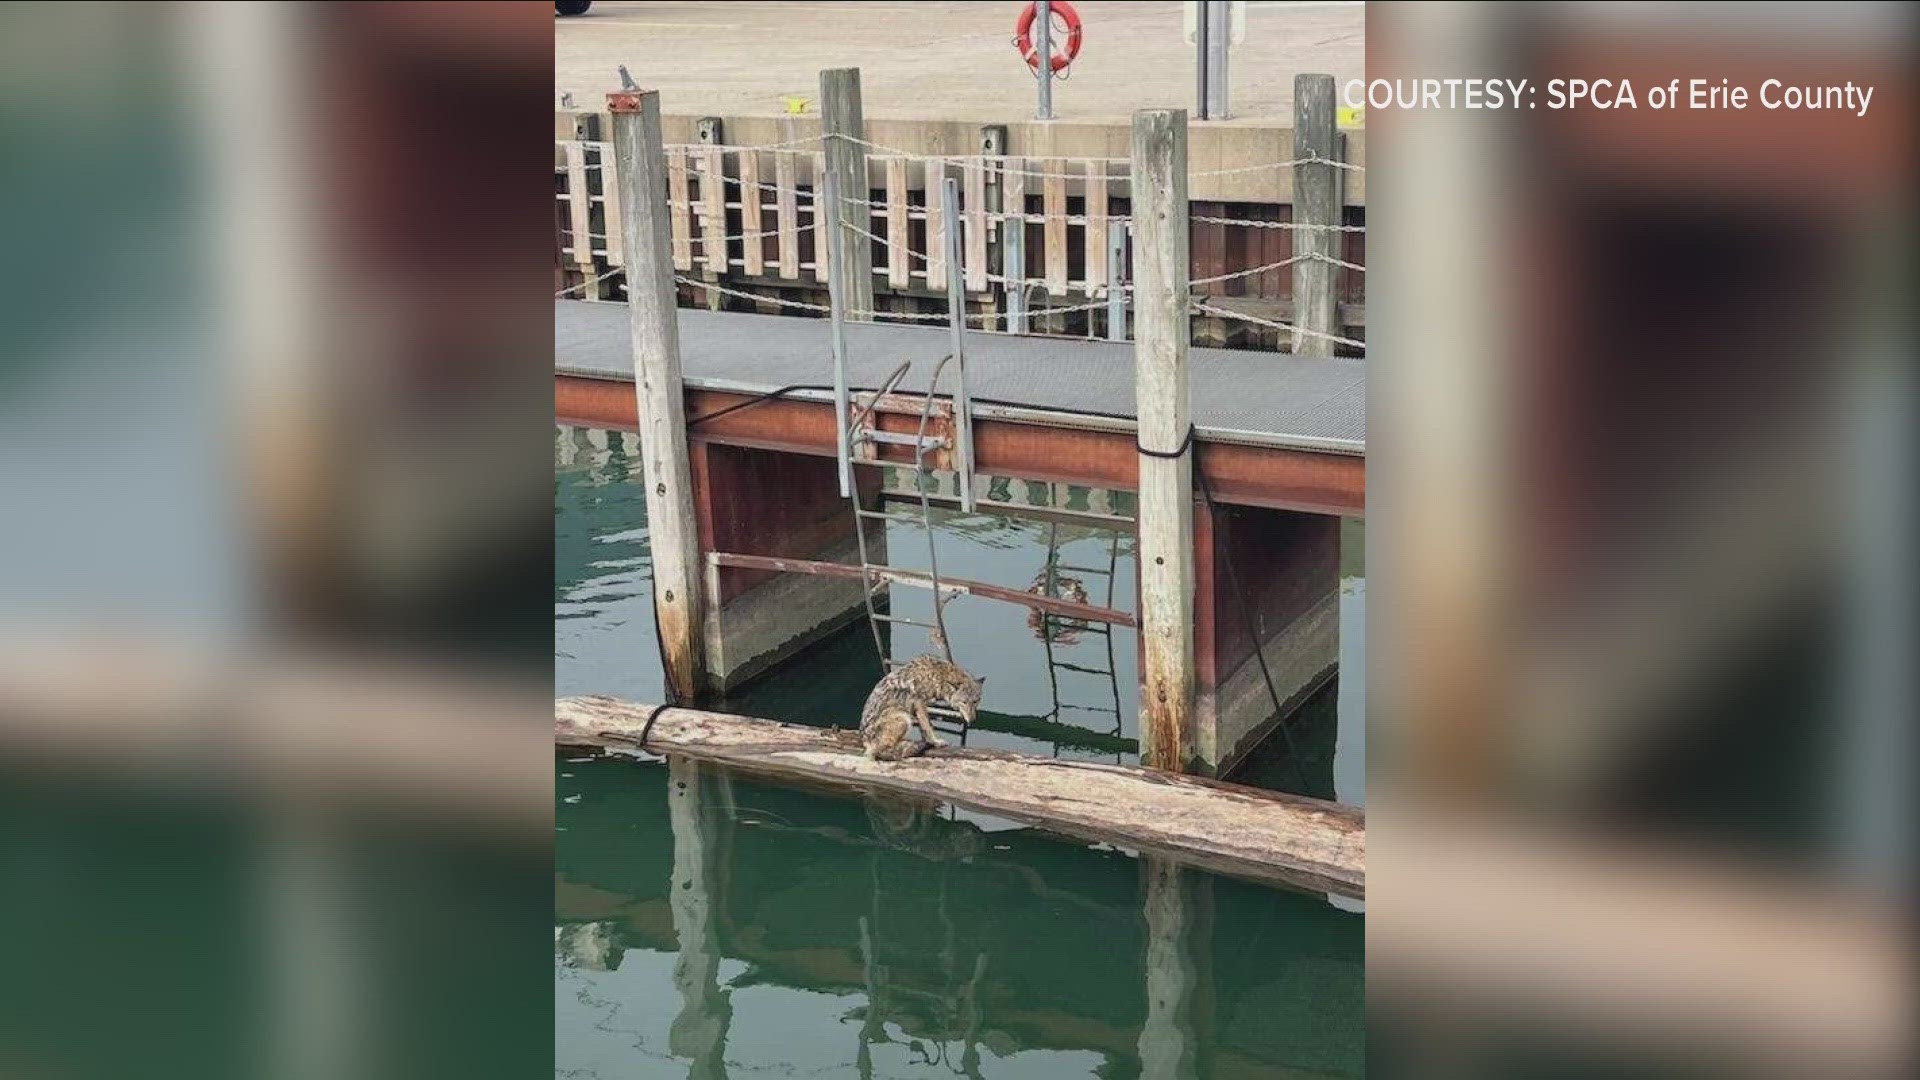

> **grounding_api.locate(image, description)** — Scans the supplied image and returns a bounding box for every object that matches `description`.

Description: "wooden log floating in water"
[555,695,1365,898]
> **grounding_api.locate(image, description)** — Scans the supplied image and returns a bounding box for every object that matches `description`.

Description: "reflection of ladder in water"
[1037,521,1126,762]
[846,357,974,740]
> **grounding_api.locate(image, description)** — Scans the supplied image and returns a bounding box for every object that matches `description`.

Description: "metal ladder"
[834,176,980,739]
[846,356,975,738]
[1036,518,1126,762]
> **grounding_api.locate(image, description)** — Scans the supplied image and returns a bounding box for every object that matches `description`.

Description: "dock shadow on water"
[557,426,1364,1077]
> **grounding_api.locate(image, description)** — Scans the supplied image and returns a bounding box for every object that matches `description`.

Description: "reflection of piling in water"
[1139,856,1215,1080]
[667,755,733,1078]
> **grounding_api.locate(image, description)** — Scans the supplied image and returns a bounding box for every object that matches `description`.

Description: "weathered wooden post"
[819,67,874,321]
[609,88,706,701]
[1131,109,1196,773]
[1291,74,1340,355]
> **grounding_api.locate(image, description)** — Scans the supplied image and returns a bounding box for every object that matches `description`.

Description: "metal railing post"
[1036,0,1055,120]
[944,176,976,512]
[1204,1,1231,120]
[823,164,854,496]
[1194,2,1210,120]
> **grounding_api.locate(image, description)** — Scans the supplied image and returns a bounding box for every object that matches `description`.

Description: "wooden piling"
[819,68,874,320]
[609,88,707,701]
[1131,109,1197,773]
[1291,74,1340,355]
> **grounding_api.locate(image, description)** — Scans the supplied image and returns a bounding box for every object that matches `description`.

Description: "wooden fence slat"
[1262,204,1288,301]
[885,156,909,289]
[565,141,596,280]
[964,158,987,292]
[1044,157,1068,295]
[699,146,728,276]
[925,159,946,291]
[1084,159,1107,294]
[739,149,764,276]
[775,149,799,279]
[813,152,830,283]
[597,142,623,267]
[667,145,693,271]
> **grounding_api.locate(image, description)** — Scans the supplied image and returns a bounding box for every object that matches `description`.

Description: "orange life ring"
[1015,1,1083,74]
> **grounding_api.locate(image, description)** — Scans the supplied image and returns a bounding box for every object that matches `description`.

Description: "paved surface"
[557,300,1364,454]
[556,1,1364,124]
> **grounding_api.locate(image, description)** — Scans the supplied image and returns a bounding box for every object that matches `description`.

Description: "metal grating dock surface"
[555,300,1364,455]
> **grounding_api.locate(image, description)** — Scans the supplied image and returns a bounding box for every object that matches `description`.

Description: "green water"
[556,426,1365,1078]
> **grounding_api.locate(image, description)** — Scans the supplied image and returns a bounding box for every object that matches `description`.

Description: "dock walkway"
[556,299,1365,456]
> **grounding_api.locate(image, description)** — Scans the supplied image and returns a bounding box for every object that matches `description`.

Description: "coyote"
[859,654,984,761]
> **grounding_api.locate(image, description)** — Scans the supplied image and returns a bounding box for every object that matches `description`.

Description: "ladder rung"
[1051,660,1113,675]
[872,613,935,627]
[870,575,963,597]
[1058,703,1121,714]
[1042,620,1113,636]
[863,430,949,448]
[1053,564,1115,575]
[857,509,927,524]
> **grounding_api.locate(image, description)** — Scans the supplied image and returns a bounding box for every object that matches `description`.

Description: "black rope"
[636,701,674,752]
[686,383,834,429]
[1135,422,1197,459]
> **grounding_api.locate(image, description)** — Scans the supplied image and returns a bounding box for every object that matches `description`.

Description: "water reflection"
[555,753,1363,1079]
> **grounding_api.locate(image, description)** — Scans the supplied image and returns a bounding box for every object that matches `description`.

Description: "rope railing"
[673,277,832,313]
[659,274,1116,329]
[1190,255,1307,287]
[1192,215,1365,233]
[1190,301,1367,352]
[557,136,1365,348]
[567,215,1360,276]
[1191,154,1363,176]
[555,266,626,298]
[563,270,1364,355]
